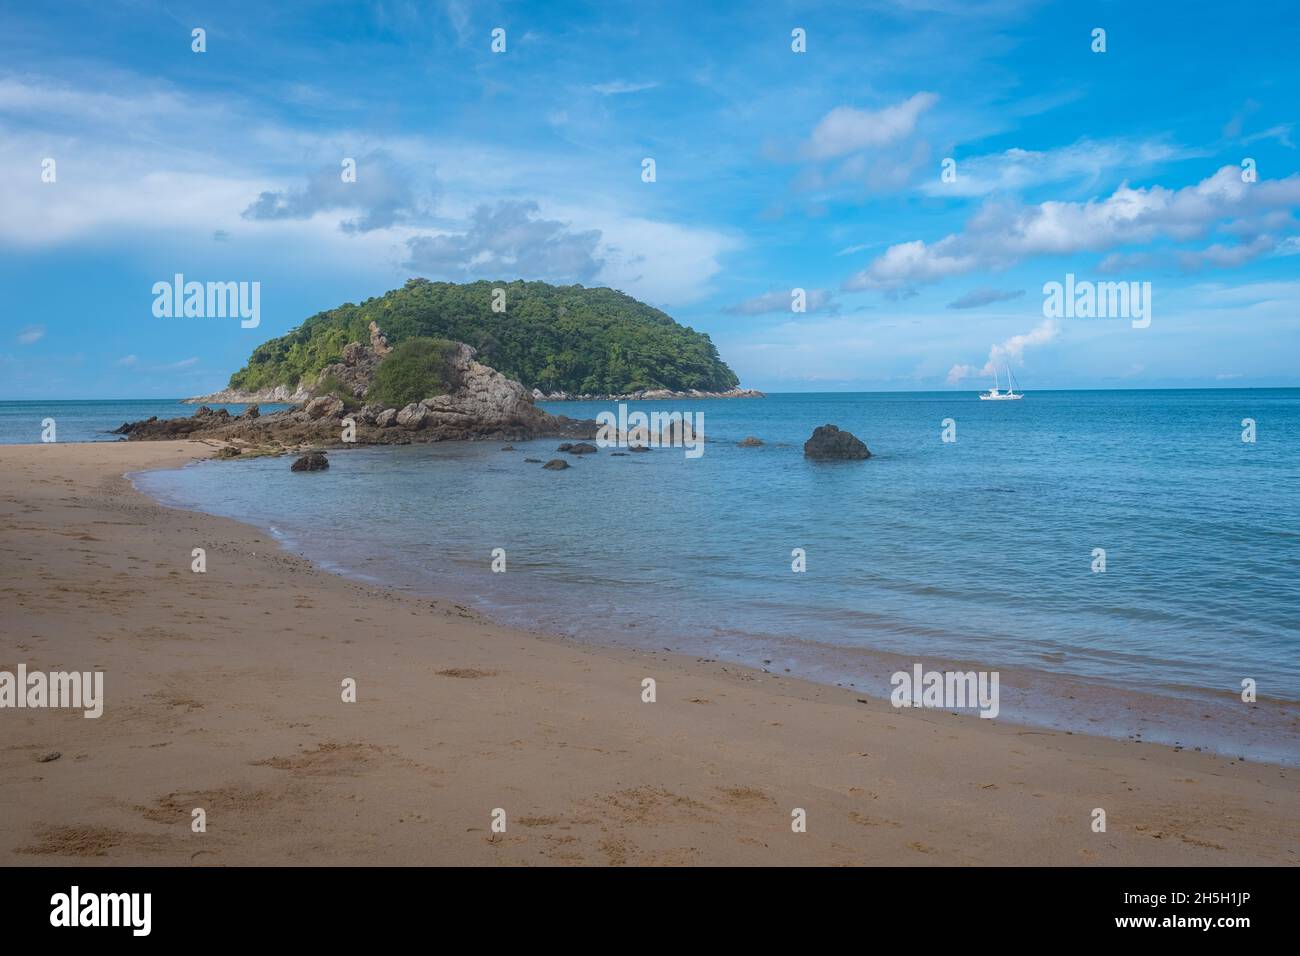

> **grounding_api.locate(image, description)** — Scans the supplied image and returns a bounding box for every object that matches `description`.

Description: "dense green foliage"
[227,279,740,395]
[367,337,461,409]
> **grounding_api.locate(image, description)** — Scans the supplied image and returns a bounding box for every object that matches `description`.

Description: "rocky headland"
[116,323,596,452]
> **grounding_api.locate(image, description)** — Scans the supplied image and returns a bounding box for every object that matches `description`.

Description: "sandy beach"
[1,440,1296,866]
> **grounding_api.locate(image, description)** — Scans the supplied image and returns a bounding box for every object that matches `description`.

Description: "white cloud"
[849,166,1300,291]
[149,357,199,372]
[405,201,604,282]
[724,288,837,315]
[919,138,1192,198]
[0,70,734,306]
[591,81,658,95]
[947,287,1024,309]
[242,150,434,233]
[1241,123,1295,148]
[589,214,737,306]
[802,93,937,160]
[15,324,44,344]
[947,318,1059,382]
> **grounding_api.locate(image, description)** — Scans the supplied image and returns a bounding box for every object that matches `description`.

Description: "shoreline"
[2,440,1296,865]
[132,444,1300,768]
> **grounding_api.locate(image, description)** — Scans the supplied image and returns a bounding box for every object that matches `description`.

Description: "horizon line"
[5,384,1300,403]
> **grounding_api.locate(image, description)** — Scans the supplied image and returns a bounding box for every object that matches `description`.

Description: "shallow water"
[124,389,1300,763]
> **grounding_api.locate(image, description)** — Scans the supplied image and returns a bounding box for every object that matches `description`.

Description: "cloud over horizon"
[947,318,1060,384]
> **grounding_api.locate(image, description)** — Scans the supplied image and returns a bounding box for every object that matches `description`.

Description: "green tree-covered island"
[226,279,744,398]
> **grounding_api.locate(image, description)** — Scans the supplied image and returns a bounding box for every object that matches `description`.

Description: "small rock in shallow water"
[558,442,599,454]
[803,424,871,460]
[291,452,329,472]
[737,436,764,447]
[523,458,542,463]
[542,459,571,470]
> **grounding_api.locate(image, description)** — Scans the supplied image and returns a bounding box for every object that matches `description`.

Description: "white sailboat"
[979,366,1024,400]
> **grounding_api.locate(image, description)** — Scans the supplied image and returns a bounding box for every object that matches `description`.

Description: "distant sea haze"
[16,390,1297,764]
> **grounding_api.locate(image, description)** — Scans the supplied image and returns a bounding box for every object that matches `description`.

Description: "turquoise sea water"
[12,391,1298,761]
[0,400,290,444]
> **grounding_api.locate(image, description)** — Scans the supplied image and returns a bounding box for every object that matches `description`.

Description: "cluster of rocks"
[111,403,258,439]
[531,386,765,402]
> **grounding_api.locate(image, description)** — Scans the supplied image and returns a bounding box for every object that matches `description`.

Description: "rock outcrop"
[291,452,329,472]
[803,424,871,460]
[119,327,596,451]
[111,404,253,439]
[368,320,390,356]
[184,383,313,405]
[313,326,391,401]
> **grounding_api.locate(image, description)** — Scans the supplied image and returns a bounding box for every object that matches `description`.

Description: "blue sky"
[2,0,1298,397]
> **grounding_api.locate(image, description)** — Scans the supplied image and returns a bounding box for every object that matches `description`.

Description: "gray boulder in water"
[803,424,870,460]
[291,452,329,472]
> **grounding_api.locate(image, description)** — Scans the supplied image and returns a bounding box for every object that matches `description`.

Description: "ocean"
[9,391,1299,763]
[0,399,291,444]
